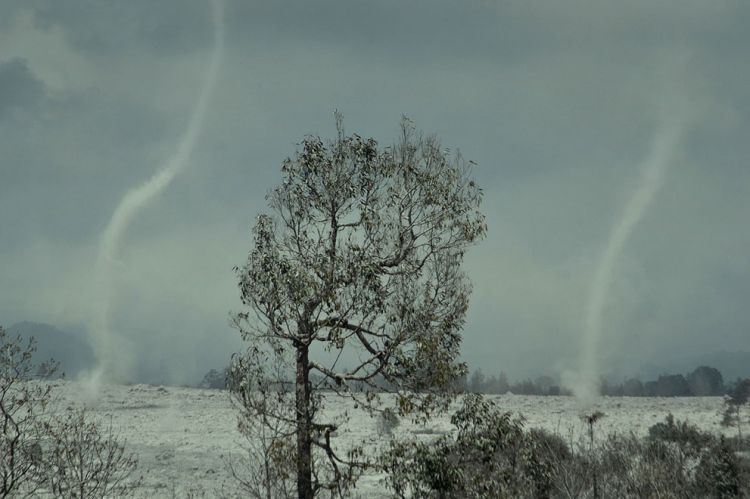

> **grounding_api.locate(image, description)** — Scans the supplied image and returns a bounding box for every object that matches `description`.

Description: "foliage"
[463,366,732,397]
[730,379,750,406]
[620,377,645,396]
[687,366,725,396]
[381,395,560,498]
[645,374,691,397]
[467,368,485,394]
[383,403,750,498]
[648,412,713,452]
[583,415,741,498]
[597,367,731,397]
[722,378,750,447]
[595,425,748,498]
[465,369,564,395]
[596,434,695,497]
[696,436,742,498]
[231,115,485,497]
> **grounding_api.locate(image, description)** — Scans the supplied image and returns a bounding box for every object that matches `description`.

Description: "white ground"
[48,381,733,498]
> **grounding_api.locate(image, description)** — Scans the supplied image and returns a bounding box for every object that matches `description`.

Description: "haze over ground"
[1,0,749,385]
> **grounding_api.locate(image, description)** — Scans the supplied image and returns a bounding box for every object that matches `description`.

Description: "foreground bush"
[1,326,140,497]
[1,326,58,497]
[41,408,140,498]
[382,396,750,498]
[381,395,563,498]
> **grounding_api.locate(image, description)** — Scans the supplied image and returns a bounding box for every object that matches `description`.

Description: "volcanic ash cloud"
[86,0,224,389]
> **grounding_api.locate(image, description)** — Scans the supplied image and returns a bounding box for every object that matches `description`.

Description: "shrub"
[1,325,57,497]
[384,405,750,498]
[1,326,141,498]
[381,395,565,498]
[696,436,742,498]
[200,368,228,390]
[41,408,140,498]
[376,408,400,436]
[648,412,713,455]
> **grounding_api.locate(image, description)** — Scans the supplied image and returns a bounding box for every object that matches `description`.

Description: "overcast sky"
[1,0,749,385]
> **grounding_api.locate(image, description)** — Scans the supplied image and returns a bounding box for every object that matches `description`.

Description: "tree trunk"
[296,344,313,499]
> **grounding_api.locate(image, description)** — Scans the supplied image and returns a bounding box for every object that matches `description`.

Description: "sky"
[1,0,749,385]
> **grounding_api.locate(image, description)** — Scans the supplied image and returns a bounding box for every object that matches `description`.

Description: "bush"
[376,408,400,436]
[381,395,564,498]
[648,413,713,453]
[41,408,140,498]
[696,436,742,498]
[200,368,228,390]
[1,326,141,498]
[1,325,57,497]
[383,404,750,498]
[596,433,694,498]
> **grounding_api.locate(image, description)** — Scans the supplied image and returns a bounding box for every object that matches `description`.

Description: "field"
[50,381,733,497]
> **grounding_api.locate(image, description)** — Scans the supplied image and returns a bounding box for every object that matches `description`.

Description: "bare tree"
[1,326,140,498]
[41,408,140,498]
[231,115,486,498]
[228,354,296,499]
[0,325,56,498]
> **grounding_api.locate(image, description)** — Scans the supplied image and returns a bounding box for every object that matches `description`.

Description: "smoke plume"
[573,119,684,402]
[570,53,695,403]
[86,0,224,389]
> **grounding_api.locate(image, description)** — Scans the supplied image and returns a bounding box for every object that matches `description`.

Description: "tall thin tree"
[230,115,485,498]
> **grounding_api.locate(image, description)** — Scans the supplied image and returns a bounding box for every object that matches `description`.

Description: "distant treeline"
[461,365,748,397]
[200,364,747,398]
[460,369,566,396]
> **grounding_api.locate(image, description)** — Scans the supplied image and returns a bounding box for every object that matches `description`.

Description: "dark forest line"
[461,365,749,397]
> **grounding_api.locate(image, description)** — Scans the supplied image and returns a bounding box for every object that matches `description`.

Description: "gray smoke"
[85,0,224,391]
[574,119,684,402]
[566,53,695,403]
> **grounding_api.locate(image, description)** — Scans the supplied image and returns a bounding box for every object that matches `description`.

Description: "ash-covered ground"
[49,381,731,497]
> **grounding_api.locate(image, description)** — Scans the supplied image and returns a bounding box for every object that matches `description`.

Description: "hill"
[7,321,95,378]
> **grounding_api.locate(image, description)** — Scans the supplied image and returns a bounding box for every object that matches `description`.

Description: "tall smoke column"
[575,113,685,402]
[88,0,224,388]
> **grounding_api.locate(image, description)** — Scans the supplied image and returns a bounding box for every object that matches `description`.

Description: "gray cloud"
[28,0,214,57]
[1,0,749,384]
[0,57,45,116]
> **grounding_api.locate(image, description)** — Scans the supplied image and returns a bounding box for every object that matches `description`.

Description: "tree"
[1,327,140,497]
[535,375,555,395]
[687,366,724,396]
[229,354,296,499]
[622,377,644,397]
[721,378,750,445]
[468,368,486,394]
[1,325,56,498]
[230,115,486,498]
[495,371,510,394]
[42,408,140,498]
[646,374,690,397]
[200,368,228,389]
